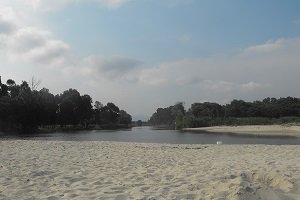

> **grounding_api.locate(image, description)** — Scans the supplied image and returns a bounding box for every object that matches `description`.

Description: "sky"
[1,0,300,120]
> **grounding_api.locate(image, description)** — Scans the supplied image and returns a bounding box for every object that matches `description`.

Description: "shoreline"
[183,125,300,137]
[0,140,299,199]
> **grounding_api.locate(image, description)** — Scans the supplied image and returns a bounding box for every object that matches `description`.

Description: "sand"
[0,140,300,200]
[184,125,300,137]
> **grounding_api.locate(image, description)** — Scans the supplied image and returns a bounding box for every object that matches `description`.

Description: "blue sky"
[42,0,300,61]
[1,0,300,119]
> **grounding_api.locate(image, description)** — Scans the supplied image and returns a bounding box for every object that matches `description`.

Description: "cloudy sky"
[1,0,300,120]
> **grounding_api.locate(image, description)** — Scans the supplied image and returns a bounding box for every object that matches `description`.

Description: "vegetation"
[132,120,149,127]
[149,98,300,129]
[0,77,132,133]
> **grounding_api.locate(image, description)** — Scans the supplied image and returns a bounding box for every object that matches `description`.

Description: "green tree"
[119,110,132,125]
[56,89,81,126]
[78,94,93,128]
[101,103,120,124]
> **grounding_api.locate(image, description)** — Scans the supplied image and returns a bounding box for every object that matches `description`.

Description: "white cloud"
[1,1,300,118]
[130,37,300,105]
[202,80,268,93]
[139,68,168,86]
[0,16,16,35]
[6,27,70,66]
[244,39,283,53]
[0,7,21,34]
[240,81,267,91]
[202,80,235,92]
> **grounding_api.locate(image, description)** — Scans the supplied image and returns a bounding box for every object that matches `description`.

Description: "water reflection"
[1,126,300,145]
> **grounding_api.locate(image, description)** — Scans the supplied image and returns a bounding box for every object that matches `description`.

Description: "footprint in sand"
[227,172,296,200]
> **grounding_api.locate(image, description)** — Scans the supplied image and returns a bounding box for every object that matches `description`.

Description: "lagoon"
[1,126,300,145]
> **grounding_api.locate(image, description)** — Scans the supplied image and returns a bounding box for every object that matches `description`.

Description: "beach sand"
[184,125,300,137]
[0,140,299,199]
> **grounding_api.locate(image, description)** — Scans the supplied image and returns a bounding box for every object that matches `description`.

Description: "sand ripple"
[0,140,299,199]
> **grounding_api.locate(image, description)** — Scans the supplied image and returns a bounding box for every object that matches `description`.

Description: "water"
[1,126,300,145]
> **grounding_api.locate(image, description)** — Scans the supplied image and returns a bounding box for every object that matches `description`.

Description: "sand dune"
[184,125,300,137]
[0,140,299,199]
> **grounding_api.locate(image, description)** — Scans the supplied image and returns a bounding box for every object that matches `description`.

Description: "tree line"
[149,97,300,129]
[0,77,132,132]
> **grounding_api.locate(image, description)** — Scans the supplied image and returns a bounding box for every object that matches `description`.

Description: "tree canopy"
[150,98,300,129]
[0,77,132,132]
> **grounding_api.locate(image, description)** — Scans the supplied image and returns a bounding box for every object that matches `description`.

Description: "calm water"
[1,126,300,145]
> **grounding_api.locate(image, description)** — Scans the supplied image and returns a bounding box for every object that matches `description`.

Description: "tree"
[101,103,120,124]
[13,81,41,132]
[172,102,185,129]
[94,101,103,110]
[56,89,81,126]
[93,101,103,125]
[0,77,133,132]
[137,120,143,126]
[149,103,185,129]
[226,100,251,117]
[6,79,15,86]
[190,102,224,119]
[78,94,93,128]
[149,107,173,127]
[29,76,41,91]
[37,88,57,127]
[0,84,8,97]
[119,110,132,125]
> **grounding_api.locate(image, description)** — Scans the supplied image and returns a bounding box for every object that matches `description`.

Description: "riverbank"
[183,125,300,137]
[38,124,132,133]
[0,140,299,199]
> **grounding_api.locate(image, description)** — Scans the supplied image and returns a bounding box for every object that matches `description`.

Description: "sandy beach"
[184,125,300,137]
[0,140,299,199]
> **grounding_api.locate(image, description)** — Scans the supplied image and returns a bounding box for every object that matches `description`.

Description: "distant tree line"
[0,77,132,132]
[149,97,300,129]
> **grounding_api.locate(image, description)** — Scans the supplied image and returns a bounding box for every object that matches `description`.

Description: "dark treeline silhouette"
[0,77,132,132]
[149,97,300,129]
